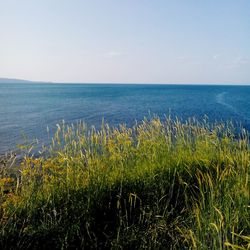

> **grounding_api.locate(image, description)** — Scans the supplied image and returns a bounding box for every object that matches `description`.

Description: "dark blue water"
[1,83,250,154]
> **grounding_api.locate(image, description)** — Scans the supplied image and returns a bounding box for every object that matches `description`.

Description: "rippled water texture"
[1,83,250,153]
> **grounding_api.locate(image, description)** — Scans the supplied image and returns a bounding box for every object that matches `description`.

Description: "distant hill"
[0,78,50,84]
[0,78,34,84]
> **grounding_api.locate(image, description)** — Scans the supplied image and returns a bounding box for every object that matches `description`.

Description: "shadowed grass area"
[0,117,249,249]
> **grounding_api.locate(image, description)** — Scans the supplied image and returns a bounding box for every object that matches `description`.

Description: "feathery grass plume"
[0,116,249,249]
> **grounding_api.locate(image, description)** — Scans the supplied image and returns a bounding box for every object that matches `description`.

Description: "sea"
[1,83,250,154]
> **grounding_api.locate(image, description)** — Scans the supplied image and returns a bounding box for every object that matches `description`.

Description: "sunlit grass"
[0,116,249,249]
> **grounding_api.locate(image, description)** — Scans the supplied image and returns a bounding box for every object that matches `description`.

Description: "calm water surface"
[1,83,250,153]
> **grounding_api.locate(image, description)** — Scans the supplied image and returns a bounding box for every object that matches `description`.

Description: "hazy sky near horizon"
[0,0,250,83]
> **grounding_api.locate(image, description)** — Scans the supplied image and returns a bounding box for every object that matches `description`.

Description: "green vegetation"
[0,117,249,249]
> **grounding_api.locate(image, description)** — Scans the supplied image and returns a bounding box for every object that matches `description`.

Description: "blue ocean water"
[1,83,250,154]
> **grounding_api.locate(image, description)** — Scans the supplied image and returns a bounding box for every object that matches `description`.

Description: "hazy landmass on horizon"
[0,78,52,84]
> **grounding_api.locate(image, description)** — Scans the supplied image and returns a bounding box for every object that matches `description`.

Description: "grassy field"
[0,117,249,249]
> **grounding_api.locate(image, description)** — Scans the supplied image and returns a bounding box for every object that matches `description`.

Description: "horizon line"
[1,77,250,86]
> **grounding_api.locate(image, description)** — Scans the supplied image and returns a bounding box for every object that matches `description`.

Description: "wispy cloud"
[232,56,249,66]
[213,54,220,60]
[176,56,185,63]
[104,51,123,58]
[219,56,249,69]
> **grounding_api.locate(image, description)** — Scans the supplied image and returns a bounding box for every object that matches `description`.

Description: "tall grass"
[0,117,249,249]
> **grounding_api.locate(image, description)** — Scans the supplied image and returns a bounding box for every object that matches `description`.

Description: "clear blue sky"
[0,0,249,83]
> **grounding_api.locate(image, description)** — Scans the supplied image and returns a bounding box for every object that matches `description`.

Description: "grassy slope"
[0,117,249,249]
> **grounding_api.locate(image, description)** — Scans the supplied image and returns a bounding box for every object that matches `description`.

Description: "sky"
[0,0,250,84]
